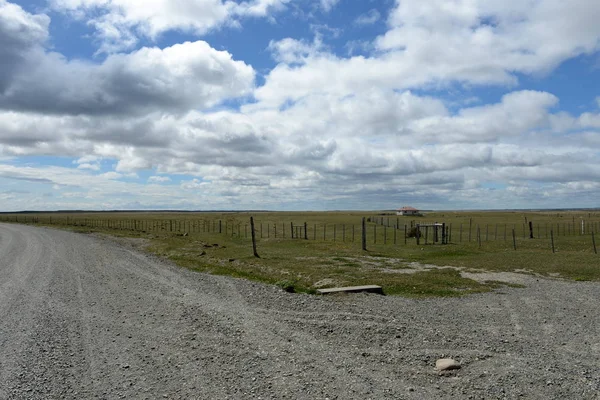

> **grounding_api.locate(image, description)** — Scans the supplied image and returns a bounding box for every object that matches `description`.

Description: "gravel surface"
[1,223,599,399]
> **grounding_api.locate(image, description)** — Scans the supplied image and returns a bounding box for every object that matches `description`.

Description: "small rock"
[435,358,461,371]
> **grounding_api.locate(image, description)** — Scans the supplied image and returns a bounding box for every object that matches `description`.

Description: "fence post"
[442,223,446,244]
[550,230,555,253]
[529,221,534,239]
[290,222,294,239]
[592,231,597,254]
[404,224,407,245]
[469,218,472,242]
[361,217,367,251]
[512,229,517,250]
[304,222,308,240]
[250,217,259,258]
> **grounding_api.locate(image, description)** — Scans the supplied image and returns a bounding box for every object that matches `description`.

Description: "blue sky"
[0,0,600,211]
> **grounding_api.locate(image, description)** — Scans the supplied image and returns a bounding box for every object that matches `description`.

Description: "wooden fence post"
[512,229,517,250]
[592,231,597,254]
[469,218,472,242]
[441,223,446,244]
[529,221,534,239]
[304,222,308,240]
[361,217,367,251]
[550,230,555,253]
[250,217,259,258]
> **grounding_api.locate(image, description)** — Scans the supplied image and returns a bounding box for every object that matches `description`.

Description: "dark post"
[404,224,407,245]
[441,223,446,244]
[416,224,420,245]
[550,230,555,253]
[512,229,517,250]
[361,217,367,251]
[528,221,534,239]
[250,217,259,258]
[477,226,481,248]
[304,222,308,240]
[219,220,222,234]
[291,222,294,239]
[469,218,472,242]
[592,231,597,254]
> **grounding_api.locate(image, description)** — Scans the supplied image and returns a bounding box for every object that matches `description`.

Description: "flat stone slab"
[436,358,461,371]
[316,285,383,295]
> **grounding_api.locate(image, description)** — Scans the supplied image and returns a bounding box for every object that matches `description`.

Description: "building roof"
[398,206,419,211]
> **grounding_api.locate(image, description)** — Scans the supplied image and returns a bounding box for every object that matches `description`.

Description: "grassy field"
[2,210,599,296]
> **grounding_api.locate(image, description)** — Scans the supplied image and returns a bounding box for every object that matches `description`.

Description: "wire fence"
[1,213,598,254]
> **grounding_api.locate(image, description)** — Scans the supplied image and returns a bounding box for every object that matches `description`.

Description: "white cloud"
[50,0,288,53]
[354,9,380,25]
[77,163,100,171]
[320,0,339,13]
[267,37,325,64]
[254,0,600,109]
[148,176,171,183]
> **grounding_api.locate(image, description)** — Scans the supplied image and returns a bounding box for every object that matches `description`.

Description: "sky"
[0,0,600,211]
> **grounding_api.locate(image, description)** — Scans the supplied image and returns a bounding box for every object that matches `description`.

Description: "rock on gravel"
[1,222,600,399]
[435,358,461,371]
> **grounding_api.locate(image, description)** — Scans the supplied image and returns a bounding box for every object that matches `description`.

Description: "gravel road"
[1,223,599,399]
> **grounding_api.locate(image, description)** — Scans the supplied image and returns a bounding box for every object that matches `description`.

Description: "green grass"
[2,209,599,297]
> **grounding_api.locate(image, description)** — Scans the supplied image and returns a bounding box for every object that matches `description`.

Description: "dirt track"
[1,223,599,399]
